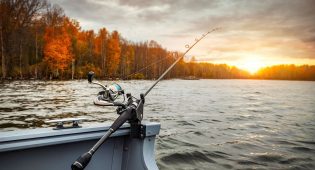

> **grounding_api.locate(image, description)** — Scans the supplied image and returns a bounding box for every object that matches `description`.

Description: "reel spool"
[87,71,125,106]
[98,83,124,103]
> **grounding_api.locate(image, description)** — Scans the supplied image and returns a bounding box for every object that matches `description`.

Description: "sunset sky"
[50,0,315,73]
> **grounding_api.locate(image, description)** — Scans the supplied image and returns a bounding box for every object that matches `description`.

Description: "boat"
[182,76,200,80]
[0,120,160,170]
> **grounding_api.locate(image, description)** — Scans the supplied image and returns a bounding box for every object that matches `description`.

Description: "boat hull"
[0,122,160,170]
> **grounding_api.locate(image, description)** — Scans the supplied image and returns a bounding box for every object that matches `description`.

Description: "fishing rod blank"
[144,28,219,97]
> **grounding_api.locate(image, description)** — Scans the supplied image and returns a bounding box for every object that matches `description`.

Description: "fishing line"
[123,54,177,79]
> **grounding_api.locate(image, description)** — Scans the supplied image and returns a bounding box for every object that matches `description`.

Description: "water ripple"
[1,79,315,169]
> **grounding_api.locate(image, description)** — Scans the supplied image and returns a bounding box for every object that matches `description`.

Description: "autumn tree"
[43,19,73,78]
[125,44,135,77]
[106,31,121,77]
[119,40,136,79]
[94,28,108,76]
[0,0,47,78]
[255,65,315,80]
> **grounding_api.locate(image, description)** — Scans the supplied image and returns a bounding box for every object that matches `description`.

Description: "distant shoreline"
[1,77,314,82]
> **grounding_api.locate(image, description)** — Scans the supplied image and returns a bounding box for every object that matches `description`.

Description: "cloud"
[48,0,315,63]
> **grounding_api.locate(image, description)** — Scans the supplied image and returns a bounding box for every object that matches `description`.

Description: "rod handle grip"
[71,152,92,170]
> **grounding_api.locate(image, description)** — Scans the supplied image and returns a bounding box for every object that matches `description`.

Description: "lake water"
[0,79,315,169]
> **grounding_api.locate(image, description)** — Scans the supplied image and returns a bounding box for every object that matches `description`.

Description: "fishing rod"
[71,28,219,170]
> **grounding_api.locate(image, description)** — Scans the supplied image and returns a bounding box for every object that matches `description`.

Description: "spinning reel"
[87,71,144,124]
[88,71,125,107]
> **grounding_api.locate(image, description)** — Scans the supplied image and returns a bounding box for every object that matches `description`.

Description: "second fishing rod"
[71,28,219,170]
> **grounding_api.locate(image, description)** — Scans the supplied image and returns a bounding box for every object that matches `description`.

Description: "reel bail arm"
[88,71,107,90]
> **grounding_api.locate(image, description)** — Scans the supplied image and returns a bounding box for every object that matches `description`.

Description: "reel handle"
[87,71,94,83]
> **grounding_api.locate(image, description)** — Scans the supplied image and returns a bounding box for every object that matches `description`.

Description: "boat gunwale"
[0,122,160,152]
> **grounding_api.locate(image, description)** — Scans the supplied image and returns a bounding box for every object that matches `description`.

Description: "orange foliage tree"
[94,28,108,76]
[43,19,73,77]
[106,31,121,77]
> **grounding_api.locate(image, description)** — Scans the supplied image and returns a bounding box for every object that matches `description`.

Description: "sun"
[239,58,265,74]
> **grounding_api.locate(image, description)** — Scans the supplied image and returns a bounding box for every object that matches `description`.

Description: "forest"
[1,0,315,81]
